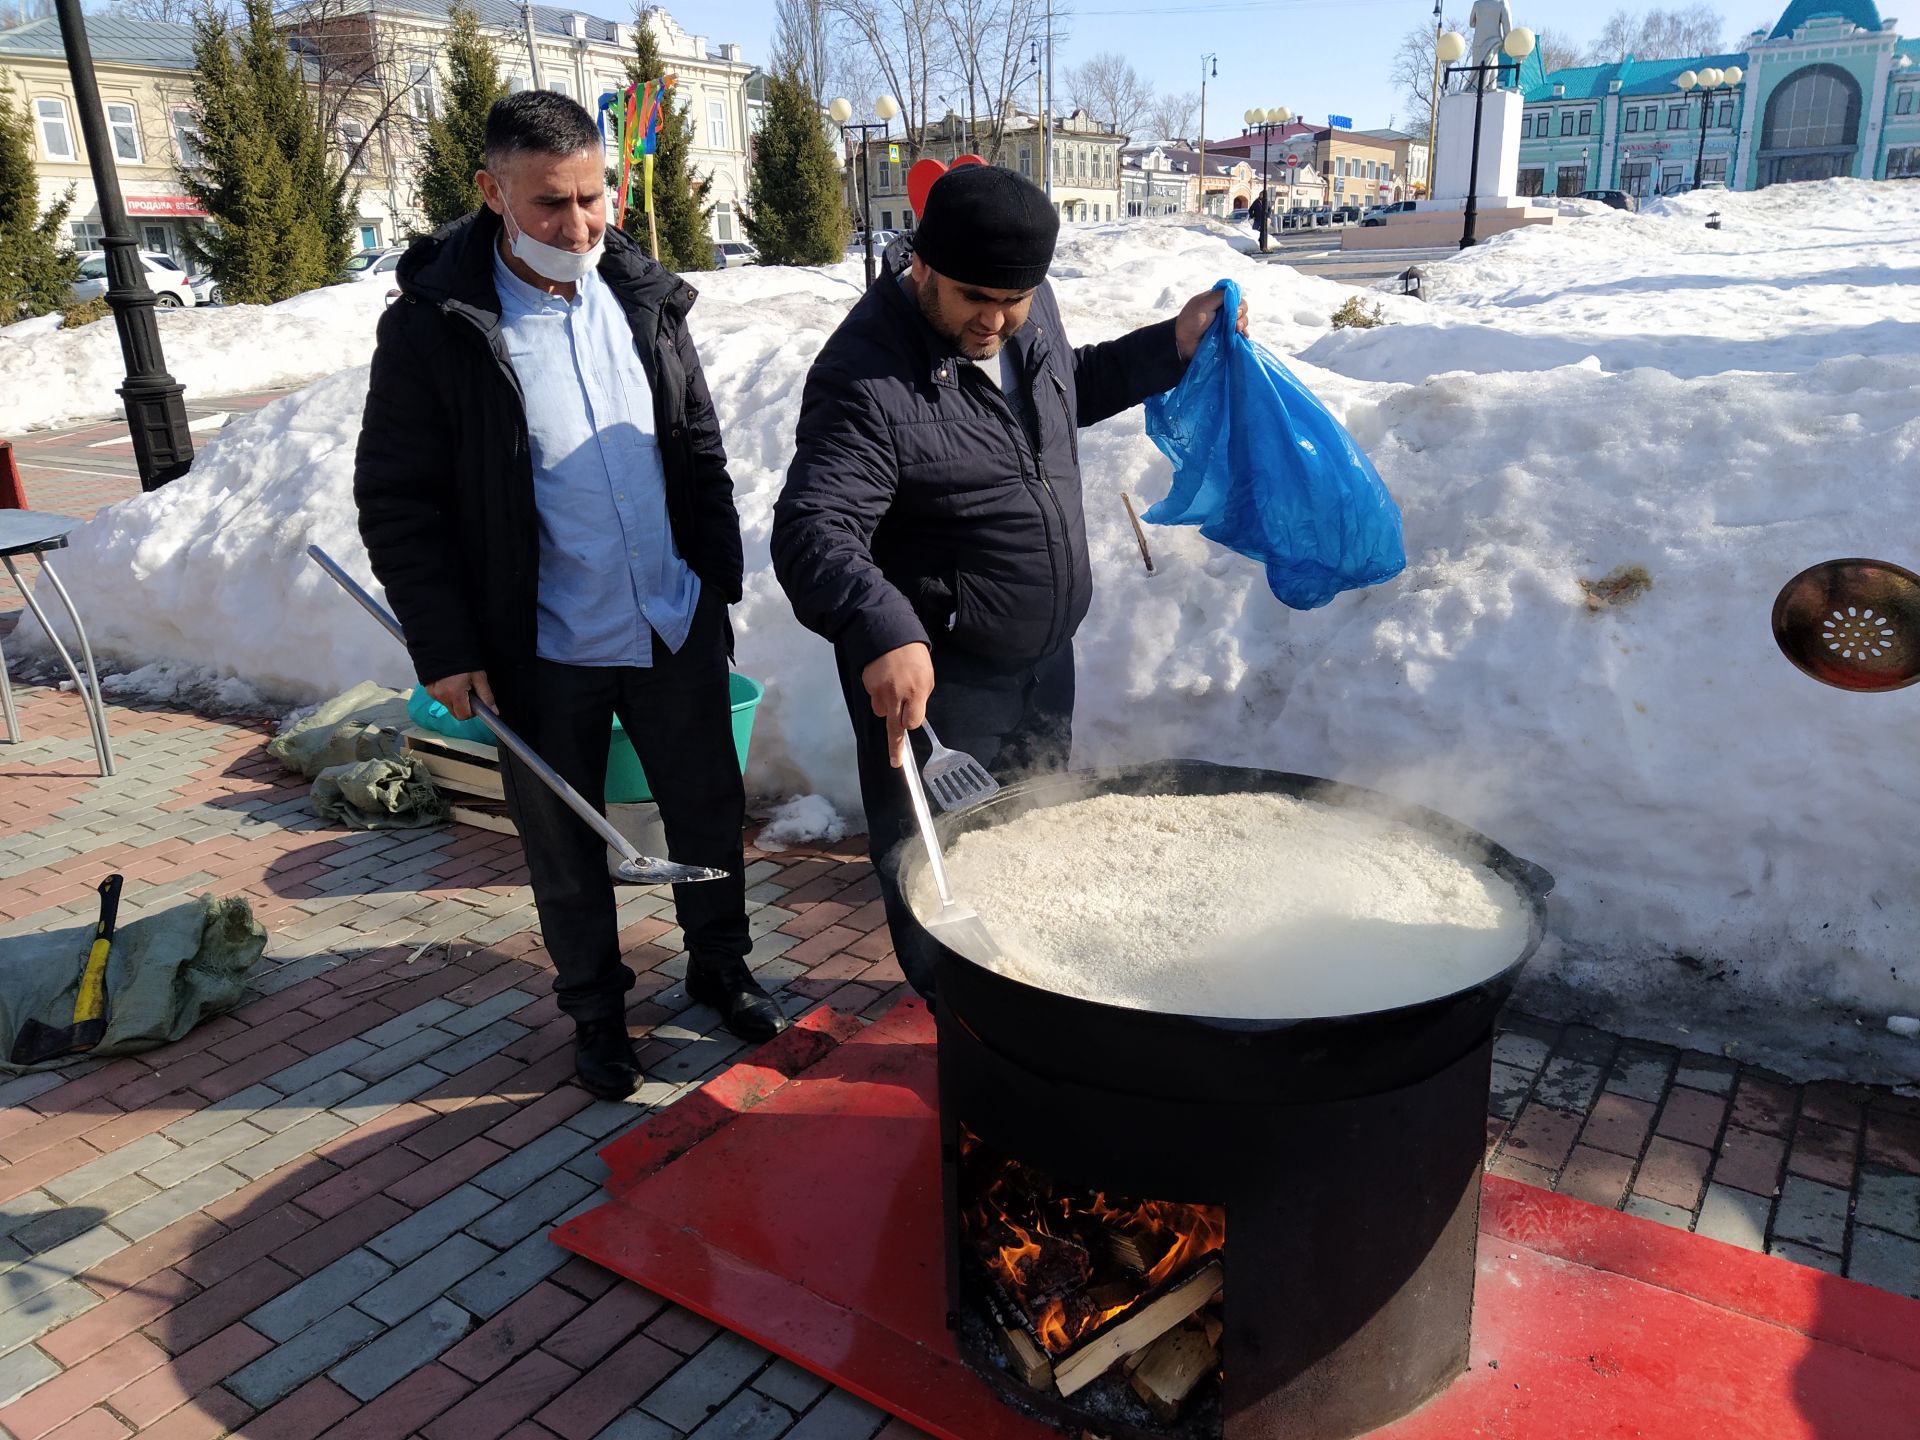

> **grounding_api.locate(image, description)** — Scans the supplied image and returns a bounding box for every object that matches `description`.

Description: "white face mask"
[500,186,604,284]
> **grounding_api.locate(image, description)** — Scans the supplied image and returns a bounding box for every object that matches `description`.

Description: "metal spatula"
[1772,558,1920,693]
[308,546,726,886]
[899,731,1003,960]
[918,720,1000,813]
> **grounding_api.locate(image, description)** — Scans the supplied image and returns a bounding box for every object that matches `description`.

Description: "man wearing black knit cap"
[772,164,1248,999]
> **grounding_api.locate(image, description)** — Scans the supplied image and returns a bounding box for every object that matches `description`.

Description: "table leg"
[2,554,115,777]
[0,628,17,743]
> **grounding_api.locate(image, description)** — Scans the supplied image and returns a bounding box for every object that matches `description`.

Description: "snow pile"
[0,281,391,433]
[15,190,1920,1070]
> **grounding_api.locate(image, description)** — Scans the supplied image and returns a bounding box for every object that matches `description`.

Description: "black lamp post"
[829,93,900,288]
[1438,24,1536,249]
[52,0,193,490]
[1242,105,1292,253]
[1676,65,1743,190]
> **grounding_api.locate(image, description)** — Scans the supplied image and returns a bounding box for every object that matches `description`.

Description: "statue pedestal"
[1431,88,1523,202]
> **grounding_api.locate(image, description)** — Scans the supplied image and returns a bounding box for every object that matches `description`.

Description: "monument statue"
[1468,0,1514,82]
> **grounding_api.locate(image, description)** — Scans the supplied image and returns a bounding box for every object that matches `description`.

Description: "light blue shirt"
[493,248,699,666]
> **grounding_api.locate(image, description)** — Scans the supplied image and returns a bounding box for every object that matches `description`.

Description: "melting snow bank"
[13,193,1920,1080]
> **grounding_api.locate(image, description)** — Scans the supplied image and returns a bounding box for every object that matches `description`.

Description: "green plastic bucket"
[604,671,763,805]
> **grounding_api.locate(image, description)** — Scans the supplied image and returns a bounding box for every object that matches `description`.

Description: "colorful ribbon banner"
[598,76,674,231]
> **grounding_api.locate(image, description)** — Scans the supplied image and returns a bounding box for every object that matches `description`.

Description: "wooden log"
[1203,1312,1224,1348]
[1128,1324,1219,1422]
[1053,1260,1222,1399]
[982,1278,1055,1390]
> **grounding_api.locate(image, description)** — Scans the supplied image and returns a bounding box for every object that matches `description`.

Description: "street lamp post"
[52,0,193,490]
[1438,24,1536,249]
[1196,53,1218,215]
[828,94,899,289]
[1675,65,1743,190]
[1243,106,1292,253]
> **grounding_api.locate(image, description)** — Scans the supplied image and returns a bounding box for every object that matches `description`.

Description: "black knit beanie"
[911,165,1059,291]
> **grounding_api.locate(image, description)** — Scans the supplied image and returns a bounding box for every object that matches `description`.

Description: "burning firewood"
[1128,1323,1220,1422]
[1107,1225,1174,1277]
[1053,1260,1224,1398]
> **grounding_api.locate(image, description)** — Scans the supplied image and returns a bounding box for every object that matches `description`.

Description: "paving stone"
[471,1128,594,1201]
[360,999,466,1049]
[1533,1056,1605,1113]
[685,1389,794,1440]
[1623,1194,1694,1230]
[161,1086,282,1146]
[1654,1087,1727,1149]
[251,1072,369,1133]
[1580,1092,1655,1159]
[782,1388,890,1440]
[225,1306,386,1408]
[1712,1127,1787,1198]
[1,1224,128,1311]
[228,1112,355,1179]
[330,1297,473,1401]
[1492,1030,1551,1072]
[753,1357,829,1412]
[0,1280,97,1356]
[592,1408,681,1439]
[564,1099,648,1141]
[1673,1057,1736,1095]
[140,1120,276,1190]
[0,1342,60,1406]
[1605,1046,1674,1104]
[440,989,540,1038]
[347,1027,463,1083]
[368,1184,499,1265]
[447,1227,574,1319]
[1485,1061,1535,1120]
[0,1193,61,1243]
[1557,1146,1632,1210]
[358,1234,495,1324]
[13,1175,155,1252]
[1772,1176,1849,1254]
[248,1248,394,1342]
[467,1172,595,1249]
[1853,1170,1920,1239]
[44,1134,179,1204]
[1846,1226,1920,1300]
[266,1040,379,1097]
[424,1020,531,1078]
[640,1329,775,1431]
[1695,1183,1771,1251]
[340,1063,449,1116]
[1769,1238,1844,1275]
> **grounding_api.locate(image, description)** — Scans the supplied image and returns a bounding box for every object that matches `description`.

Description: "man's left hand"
[1175,288,1251,362]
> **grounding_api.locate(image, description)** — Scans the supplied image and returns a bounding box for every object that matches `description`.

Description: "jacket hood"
[396,206,693,318]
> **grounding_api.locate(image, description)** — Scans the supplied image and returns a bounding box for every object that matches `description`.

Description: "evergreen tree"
[622,8,713,271]
[180,0,354,303]
[418,2,504,229]
[742,69,846,266]
[0,88,78,320]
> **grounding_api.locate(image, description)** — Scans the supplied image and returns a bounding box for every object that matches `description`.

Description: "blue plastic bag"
[1143,278,1405,610]
[405,685,494,746]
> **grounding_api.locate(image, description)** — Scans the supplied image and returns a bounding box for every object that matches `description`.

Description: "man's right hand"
[862,644,934,765]
[427,670,495,722]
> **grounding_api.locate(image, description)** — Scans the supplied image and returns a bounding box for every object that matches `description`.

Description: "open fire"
[960,1131,1227,1423]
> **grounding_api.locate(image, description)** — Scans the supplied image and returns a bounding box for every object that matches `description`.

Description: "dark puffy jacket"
[772,249,1186,670]
[353,208,743,696]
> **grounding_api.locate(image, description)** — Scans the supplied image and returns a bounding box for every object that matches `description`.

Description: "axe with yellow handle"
[9,874,122,1066]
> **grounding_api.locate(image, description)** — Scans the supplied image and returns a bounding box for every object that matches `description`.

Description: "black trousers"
[837,639,1075,999]
[496,589,748,1024]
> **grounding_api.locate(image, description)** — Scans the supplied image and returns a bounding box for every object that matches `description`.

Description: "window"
[1556,163,1585,196]
[171,108,201,168]
[143,224,168,253]
[1717,99,1734,127]
[71,221,105,250]
[714,201,733,240]
[1667,105,1686,128]
[879,209,893,229]
[105,101,141,162]
[1018,146,1031,177]
[1577,110,1592,135]
[1899,89,1916,116]
[1624,108,1640,132]
[707,99,727,149]
[1759,63,1863,185]
[340,118,370,174]
[507,73,527,93]
[1659,164,1684,193]
[76,254,106,279]
[548,78,569,97]
[1700,156,1729,184]
[34,97,75,160]
[1888,145,1920,178]
[1516,167,1545,196]
[1643,104,1659,129]
[1559,111,1574,136]
[410,63,437,121]
[1620,158,1652,196]
[359,224,379,249]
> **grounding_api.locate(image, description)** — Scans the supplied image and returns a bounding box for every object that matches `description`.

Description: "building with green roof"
[1511,0,1917,198]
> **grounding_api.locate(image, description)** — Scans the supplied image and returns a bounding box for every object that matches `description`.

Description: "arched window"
[1757,63,1863,186]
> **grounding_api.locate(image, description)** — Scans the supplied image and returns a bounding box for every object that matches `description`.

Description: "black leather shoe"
[685,958,791,1043]
[574,1017,642,1100]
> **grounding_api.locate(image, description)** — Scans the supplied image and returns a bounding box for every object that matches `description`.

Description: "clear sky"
[666,0,1756,138]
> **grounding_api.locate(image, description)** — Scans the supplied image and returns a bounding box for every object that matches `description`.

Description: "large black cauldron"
[895,761,1554,1440]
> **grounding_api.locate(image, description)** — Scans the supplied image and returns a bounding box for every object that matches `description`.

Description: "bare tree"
[1063,50,1151,139]
[933,0,1043,162]
[0,0,53,25]
[1534,26,1583,74]
[825,0,951,156]
[772,0,833,95]
[1144,89,1197,144]
[1583,5,1724,63]
[1388,14,1462,141]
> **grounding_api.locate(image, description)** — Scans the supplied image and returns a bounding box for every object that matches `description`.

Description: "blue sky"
[667,0,1756,137]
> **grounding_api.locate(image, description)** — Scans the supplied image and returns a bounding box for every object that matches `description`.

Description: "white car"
[70,250,196,307]
[342,248,404,283]
[712,240,758,268]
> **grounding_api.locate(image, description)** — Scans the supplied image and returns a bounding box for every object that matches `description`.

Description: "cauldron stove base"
[552,997,1920,1440]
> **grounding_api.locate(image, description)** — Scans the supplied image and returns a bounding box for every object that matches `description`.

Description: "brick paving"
[1,404,1918,1435]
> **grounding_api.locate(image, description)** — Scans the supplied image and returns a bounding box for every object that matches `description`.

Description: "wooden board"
[449,802,517,836]
[1052,1261,1223,1398]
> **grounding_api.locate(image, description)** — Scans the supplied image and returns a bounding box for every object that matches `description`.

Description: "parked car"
[1578,189,1638,212]
[188,272,221,305]
[712,240,758,268]
[852,228,899,252]
[341,247,404,283]
[1227,206,1251,224]
[1311,208,1333,227]
[70,250,196,307]
[1333,205,1362,224]
[1360,199,1418,227]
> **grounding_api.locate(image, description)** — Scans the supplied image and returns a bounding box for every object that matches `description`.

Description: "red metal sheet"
[555,1001,1920,1440]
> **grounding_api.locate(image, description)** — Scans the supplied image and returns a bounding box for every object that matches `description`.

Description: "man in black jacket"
[772,165,1246,997]
[355,91,786,1101]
